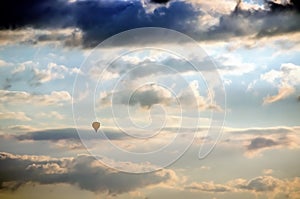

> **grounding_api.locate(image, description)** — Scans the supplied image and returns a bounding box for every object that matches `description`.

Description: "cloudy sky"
[0,0,300,198]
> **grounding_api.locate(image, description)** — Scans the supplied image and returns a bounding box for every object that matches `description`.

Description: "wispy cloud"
[222,126,300,157]
[0,112,31,121]
[186,175,300,198]
[0,90,71,106]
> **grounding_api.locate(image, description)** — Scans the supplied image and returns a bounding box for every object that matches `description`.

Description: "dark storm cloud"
[0,0,200,47]
[0,0,73,29]
[72,0,200,47]
[0,0,300,47]
[150,0,172,4]
[267,0,300,13]
[0,152,175,194]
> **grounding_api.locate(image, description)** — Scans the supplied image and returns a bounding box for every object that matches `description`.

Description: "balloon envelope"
[92,122,100,132]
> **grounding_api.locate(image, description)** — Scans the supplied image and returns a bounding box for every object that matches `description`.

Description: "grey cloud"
[128,85,172,109]
[16,128,126,142]
[99,81,214,110]
[0,152,175,194]
[222,126,300,157]
[247,137,278,150]
[100,84,173,109]
[237,176,281,192]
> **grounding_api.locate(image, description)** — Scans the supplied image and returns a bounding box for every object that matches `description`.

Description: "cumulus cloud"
[4,61,81,88]
[0,152,177,194]
[261,63,300,104]
[30,62,81,86]
[99,81,219,111]
[0,90,71,106]
[178,80,221,110]
[101,84,172,109]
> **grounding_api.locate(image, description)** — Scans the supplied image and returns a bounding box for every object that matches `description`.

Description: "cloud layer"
[0,0,299,47]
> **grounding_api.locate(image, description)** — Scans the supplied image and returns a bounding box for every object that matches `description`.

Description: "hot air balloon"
[92,121,100,132]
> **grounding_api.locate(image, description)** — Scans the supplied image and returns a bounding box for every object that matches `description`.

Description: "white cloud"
[263,83,295,104]
[31,62,81,85]
[178,80,220,110]
[0,59,12,67]
[0,112,31,121]
[216,53,256,76]
[261,63,300,104]
[263,169,273,175]
[36,111,64,120]
[12,61,34,74]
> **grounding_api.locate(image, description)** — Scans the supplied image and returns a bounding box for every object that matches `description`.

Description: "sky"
[0,0,300,198]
